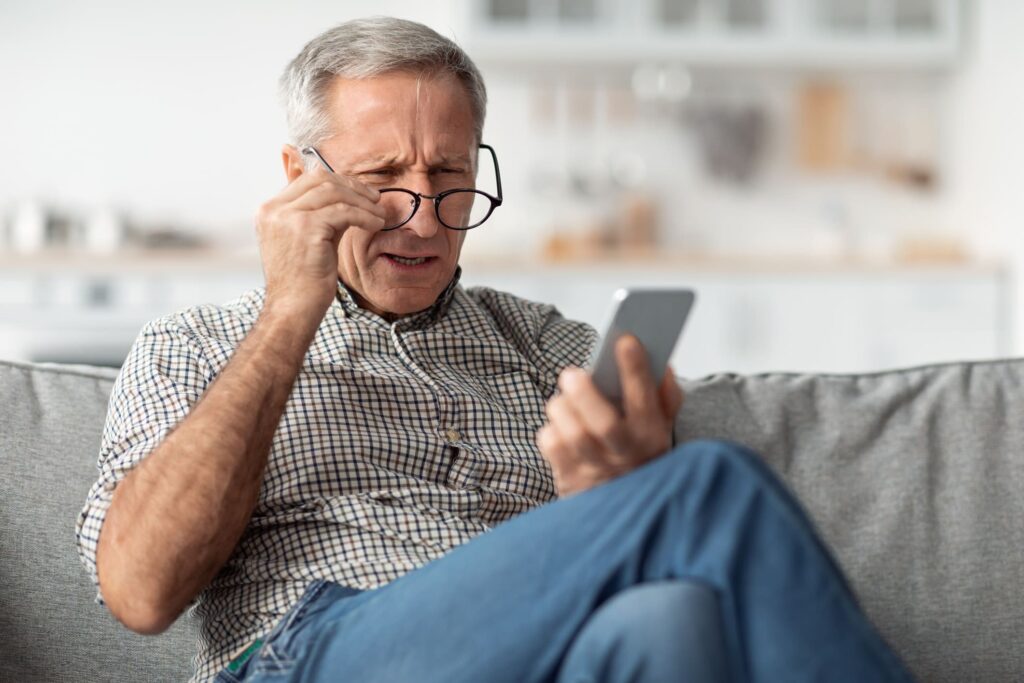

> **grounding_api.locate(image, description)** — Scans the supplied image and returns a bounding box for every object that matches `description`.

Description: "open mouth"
[382,253,437,268]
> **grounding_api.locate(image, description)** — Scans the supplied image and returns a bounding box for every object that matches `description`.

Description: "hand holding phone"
[588,288,695,407]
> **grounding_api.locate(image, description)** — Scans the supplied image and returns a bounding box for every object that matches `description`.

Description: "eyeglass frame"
[299,143,503,231]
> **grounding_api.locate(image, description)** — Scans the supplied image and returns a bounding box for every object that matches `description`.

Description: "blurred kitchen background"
[1,0,1022,376]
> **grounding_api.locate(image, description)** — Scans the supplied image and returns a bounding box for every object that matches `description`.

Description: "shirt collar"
[333,266,462,330]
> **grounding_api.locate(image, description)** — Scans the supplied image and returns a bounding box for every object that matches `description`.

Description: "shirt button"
[444,428,461,444]
[103,481,116,493]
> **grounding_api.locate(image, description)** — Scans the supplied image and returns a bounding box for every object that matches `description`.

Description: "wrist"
[262,289,331,327]
[251,300,324,369]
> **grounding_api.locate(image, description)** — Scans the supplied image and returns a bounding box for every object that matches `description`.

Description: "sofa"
[1,356,1022,682]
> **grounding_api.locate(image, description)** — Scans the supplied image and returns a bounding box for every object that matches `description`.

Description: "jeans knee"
[596,581,719,637]
[658,438,774,490]
[559,581,729,683]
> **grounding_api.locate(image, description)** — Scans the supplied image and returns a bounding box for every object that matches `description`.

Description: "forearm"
[97,303,318,633]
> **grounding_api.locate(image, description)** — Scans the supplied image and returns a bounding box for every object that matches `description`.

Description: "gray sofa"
[1,356,1023,682]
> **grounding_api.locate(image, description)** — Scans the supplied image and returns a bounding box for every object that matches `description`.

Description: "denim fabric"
[215,440,915,682]
[213,582,361,683]
[556,581,729,683]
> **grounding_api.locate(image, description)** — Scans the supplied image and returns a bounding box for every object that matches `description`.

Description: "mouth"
[380,253,439,269]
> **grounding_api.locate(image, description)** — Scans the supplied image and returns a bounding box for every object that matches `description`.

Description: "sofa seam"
[688,356,1024,382]
[0,358,119,381]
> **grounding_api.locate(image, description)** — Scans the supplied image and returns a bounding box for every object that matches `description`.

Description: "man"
[77,17,912,682]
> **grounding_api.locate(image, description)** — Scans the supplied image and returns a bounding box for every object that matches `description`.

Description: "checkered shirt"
[75,267,597,682]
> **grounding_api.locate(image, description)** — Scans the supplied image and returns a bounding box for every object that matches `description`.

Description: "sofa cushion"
[0,360,196,682]
[2,356,1023,682]
[676,359,1024,682]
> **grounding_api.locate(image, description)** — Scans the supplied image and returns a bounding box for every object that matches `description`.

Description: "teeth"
[391,255,428,265]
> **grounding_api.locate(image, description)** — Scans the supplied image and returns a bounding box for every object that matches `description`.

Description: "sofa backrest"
[1,357,1022,682]
[0,360,196,682]
[675,360,1024,682]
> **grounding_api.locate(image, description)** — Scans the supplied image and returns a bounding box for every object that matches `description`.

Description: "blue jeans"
[215,440,914,682]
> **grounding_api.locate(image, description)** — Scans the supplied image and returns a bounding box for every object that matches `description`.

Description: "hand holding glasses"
[300,144,503,231]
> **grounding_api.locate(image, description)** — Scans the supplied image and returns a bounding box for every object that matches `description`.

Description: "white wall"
[4,0,1024,339]
[0,1,468,239]
[947,0,1024,349]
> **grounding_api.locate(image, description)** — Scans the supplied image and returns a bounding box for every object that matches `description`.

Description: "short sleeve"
[75,316,214,605]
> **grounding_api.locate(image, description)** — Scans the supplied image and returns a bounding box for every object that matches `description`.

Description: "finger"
[535,424,560,457]
[276,163,383,216]
[659,365,685,420]
[330,173,381,204]
[616,335,660,421]
[283,157,384,202]
[276,163,336,203]
[312,202,388,234]
[545,395,606,465]
[537,425,606,496]
[536,424,575,474]
[292,180,387,220]
[557,367,632,455]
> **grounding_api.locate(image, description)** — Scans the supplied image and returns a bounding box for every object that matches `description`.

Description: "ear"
[281,144,306,183]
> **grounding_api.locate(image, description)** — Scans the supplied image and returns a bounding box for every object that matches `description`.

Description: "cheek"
[448,231,466,258]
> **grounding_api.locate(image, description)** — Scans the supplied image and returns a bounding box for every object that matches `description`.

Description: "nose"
[402,179,441,239]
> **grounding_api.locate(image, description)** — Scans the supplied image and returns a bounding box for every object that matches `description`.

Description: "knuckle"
[557,370,573,393]
[254,202,273,226]
[557,370,574,393]
[562,421,586,444]
[545,396,563,419]
[596,417,623,442]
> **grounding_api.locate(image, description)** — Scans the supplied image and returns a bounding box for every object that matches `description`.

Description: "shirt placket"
[388,323,476,491]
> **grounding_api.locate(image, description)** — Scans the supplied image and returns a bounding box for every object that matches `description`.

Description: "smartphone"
[588,288,696,406]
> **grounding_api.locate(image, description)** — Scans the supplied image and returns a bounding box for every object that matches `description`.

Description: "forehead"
[323,71,477,164]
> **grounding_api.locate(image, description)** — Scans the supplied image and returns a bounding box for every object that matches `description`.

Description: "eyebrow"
[349,154,473,171]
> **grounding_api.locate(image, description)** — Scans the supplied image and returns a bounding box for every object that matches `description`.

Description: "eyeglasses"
[300,144,503,231]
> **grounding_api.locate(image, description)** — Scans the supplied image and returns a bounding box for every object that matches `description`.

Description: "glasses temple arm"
[300,146,336,174]
[480,143,502,202]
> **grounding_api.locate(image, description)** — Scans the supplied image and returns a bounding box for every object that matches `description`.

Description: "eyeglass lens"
[380,190,492,230]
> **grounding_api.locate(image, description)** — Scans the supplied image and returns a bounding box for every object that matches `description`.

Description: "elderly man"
[77,17,912,683]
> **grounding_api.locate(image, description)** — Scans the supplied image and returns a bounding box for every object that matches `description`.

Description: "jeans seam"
[249,580,331,675]
[253,642,294,673]
[281,579,330,634]
[213,669,242,683]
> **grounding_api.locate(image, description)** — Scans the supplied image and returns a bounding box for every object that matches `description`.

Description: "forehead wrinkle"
[351,149,473,170]
[329,73,478,172]
[415,73,423,134]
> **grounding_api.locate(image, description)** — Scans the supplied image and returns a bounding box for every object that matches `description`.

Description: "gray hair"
[279,16,487,151]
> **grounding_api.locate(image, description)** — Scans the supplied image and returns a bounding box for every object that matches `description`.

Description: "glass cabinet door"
[657,0,700,26]
[724,0,768,28]
[486,0,530,23]
[814,0,945,34]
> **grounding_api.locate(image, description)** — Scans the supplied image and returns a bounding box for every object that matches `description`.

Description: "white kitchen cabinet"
[462,261,1008,377]
[465,0,960,68]
[0,257,262,366]
[0,255,1006,374]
